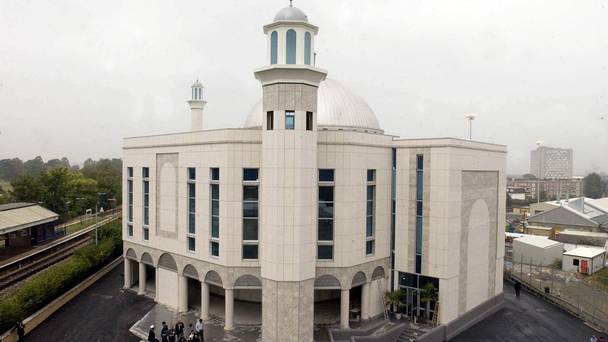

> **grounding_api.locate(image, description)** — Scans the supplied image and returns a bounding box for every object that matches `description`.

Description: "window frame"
[242,168,260,261]
[285,110,295,130]
[209,168,220,258]
[317,169,335,260]
[366,169,376,256]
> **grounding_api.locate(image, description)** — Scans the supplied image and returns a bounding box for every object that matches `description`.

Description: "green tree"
[11,173,44,202]
[46,157,70,170]
[420,282,439,321]
[584,172,604,199]
[67,172,98,215]
[0,158,24,182]
[39,167,71,219]
[24,156,46,177]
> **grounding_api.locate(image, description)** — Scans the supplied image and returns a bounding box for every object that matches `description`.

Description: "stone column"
[178,274,188,312]
[154,268,159,301]
[224,288,234,330]
[138,262,146,295]
[361,281,370,320]
[340,289,350,329]
[201,282,210,320]
[123,258,132,289]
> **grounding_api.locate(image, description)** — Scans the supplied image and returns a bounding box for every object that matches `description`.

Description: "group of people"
[147,319,205,342]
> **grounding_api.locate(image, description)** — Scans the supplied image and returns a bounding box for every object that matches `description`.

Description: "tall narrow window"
[270,31,278,65]
[242,168,259,260]
[187,168,196,251]
[318,169,334,260]
[306,111,313,131]
[286,29,297,64]
[210,168,220,257]
[285,111,295,130]
[142,167,150,241]
[267,111,274,130]
[366,169,376,255]
[127,167,133,237]
[304,32,311,65]
[415,155,424,273]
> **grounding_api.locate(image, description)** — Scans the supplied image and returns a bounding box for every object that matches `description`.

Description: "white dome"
[274,6,308,22]
[244,79,383,133]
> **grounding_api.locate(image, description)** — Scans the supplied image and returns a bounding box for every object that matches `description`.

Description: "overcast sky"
[1,0,607,175]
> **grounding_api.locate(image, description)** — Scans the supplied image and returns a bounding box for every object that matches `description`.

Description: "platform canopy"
[0,202,59,235]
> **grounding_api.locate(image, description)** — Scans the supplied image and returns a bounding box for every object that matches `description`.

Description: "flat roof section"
[514,235,562,249]
[563,246,606,259]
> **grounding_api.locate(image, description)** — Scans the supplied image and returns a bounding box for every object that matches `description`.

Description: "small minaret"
[188,80,206,131]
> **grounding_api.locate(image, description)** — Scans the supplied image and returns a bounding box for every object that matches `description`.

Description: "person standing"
[12,321,25,341]
[175,321,184,339]
[148,325,156,342]
[514,280,521,298]
[195,318,204,341]
[161,321,169,342]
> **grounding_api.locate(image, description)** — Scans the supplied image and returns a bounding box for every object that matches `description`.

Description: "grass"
[588,268,608,293]
[63,217,96,235]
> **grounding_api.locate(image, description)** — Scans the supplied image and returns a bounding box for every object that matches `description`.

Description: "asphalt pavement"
[26,262,154,342]
[453,281,607,342]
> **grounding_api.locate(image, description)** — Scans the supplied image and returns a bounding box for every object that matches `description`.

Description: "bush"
[0,219,122,333]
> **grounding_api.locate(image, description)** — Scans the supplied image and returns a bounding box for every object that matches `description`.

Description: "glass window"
[366,240,374,255]
[127,223,133,237]
[267,111,274,130]
[211,168,220,181]
[286,29,296,64]
[416,201,423,216]
[243,219,258,240]
[304,32,311,65]
[416,171,423,199]
[211,184,219,199]
[318,202,334,218]
[143,227,149,241]
[242,244,258,259]
[143,167,149,179]
[416,154,424,171]
[416,219,422,254]
[188,167,196,181]
[127,167,133,178]
[243,168,259,181]
[243,185,258,201]
[367,169,375,182]
[211,216,219,238]
[143,179,150,226]
[318,219,333,241]
[285,111,295,130]
[243,202,258,218]
[210,241,219,257]
[306,111,313,131]
[127,180,133,222]
[319,169,334,182]
[415,254,422,274]
[318,186,333,202]
[188,237,195,251]
[573,259,579,266]
[270,31,278,64]
[317,245,333,260]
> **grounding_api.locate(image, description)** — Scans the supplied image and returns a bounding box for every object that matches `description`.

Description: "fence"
[505,254,608,332]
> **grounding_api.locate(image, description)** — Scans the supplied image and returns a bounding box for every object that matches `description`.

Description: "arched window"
[286,29,297,64]
[270,31,278,65]
[304,32,311,65]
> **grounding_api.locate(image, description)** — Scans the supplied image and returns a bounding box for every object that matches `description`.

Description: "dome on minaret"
[274,5,308,22]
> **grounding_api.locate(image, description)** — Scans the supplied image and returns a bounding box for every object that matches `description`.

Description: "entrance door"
[580,259,588,274]
[404,288,420,318]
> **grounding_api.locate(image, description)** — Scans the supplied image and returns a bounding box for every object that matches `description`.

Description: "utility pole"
[464,113,476,140]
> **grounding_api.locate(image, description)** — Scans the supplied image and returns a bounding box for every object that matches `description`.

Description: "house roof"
[563,246,606,259]
[0,203,59,235]
[528,206,598,227]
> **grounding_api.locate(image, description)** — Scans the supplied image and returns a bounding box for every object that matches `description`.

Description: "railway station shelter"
[0,202,59,248]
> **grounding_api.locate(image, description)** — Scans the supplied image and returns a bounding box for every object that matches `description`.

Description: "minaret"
[256,4,326,342]
[188,80,206,131]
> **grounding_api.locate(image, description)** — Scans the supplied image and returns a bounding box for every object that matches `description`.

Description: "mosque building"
[122,3,506,341]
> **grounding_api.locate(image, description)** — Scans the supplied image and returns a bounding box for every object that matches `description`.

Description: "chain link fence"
[505,251,608,332]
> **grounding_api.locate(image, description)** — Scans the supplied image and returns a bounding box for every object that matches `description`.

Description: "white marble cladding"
[393,141,506,325]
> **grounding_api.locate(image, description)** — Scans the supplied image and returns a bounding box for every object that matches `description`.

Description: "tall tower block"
[188,80,206,131]
[255,4,326,342]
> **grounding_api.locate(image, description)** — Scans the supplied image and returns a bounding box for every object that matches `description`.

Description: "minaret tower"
[256,3,326,342]
[188,80,206,131]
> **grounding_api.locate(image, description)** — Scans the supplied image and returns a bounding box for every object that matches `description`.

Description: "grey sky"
[1,0,607,175]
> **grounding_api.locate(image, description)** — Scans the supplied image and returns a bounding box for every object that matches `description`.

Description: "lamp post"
[464,113,476,140]
[95,192,107,245]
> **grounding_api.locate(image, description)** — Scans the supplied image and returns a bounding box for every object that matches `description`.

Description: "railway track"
[0,215,120,291]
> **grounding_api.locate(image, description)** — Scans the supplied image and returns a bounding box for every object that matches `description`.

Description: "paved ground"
[453,281,607,342]
[26,263,607,342]
[27,262,155,342]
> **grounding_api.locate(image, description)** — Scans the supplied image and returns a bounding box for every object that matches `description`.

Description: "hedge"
[0,219,122,333]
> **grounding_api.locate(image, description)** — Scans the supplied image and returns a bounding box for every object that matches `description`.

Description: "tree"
[522,173,537,180]
[584,173,604,199]
[67,172,98,215]
[46,158,70,170]
[420,282,438,321]
[0,158,24,182]
[23,156,46,177]
[11,174,44,202]
[39,167,71,219]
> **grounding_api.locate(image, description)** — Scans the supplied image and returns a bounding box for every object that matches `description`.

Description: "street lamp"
[95,192,107,245]
[464,113,476,140]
